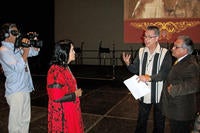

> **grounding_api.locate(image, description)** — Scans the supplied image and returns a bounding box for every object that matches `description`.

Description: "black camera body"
[14,32,43,48]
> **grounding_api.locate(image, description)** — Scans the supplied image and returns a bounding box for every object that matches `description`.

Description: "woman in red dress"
[47,39,84,133]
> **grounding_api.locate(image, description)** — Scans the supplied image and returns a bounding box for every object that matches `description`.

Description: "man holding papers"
[122,25,172,133]
[123,75,150,100]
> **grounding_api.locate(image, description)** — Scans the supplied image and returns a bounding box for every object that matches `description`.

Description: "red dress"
[47,65,84,133]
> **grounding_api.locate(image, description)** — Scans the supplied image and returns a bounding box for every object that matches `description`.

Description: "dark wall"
[54,0,200,65]
[0,0,55,74]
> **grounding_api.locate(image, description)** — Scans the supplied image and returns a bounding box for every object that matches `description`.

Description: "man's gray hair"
[178,35,194,54]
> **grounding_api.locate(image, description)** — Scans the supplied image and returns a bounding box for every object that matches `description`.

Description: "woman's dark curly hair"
[50,39,73,67]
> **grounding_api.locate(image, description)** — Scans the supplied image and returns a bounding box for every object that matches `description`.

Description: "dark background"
[0,0,55,74]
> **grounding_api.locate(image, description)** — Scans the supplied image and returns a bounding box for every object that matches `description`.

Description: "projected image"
[124,0,200,19]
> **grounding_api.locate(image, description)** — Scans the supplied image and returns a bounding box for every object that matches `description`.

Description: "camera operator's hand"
[21,38,30,45]
[19,38,31,49]
[22,47,30,62]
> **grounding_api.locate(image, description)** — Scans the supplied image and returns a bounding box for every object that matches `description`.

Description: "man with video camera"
[0,22,40,133]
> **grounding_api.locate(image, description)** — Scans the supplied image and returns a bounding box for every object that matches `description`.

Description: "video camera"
[14,32,43,48]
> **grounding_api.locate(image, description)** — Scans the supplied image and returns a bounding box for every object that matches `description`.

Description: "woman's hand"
[75,88,83,97]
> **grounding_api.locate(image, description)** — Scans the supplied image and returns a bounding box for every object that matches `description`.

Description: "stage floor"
[0,76,171,133]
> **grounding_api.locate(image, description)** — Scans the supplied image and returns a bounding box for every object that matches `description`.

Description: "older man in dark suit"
[162,35,200,133]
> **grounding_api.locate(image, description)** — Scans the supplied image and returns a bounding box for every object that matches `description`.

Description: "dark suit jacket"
[162,54,200,121]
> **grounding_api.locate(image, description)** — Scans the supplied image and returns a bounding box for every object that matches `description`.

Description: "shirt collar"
[177,54,188,62]
[1,41,15,50]
[144,43,161,54]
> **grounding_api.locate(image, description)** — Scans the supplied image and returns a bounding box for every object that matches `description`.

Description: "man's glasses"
[172,45,184,49]
[143,35,158,39]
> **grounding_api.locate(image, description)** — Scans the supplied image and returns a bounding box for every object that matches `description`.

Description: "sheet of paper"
[123,75,150,99]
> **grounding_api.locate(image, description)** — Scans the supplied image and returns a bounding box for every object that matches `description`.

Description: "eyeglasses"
[143,35,158,39]
[172,46,184,49]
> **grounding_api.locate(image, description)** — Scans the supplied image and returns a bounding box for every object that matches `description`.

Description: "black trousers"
[169,119,193,133]
[135,101,165,133]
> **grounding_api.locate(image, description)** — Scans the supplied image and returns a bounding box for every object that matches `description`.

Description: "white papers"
[123,75,150,99]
